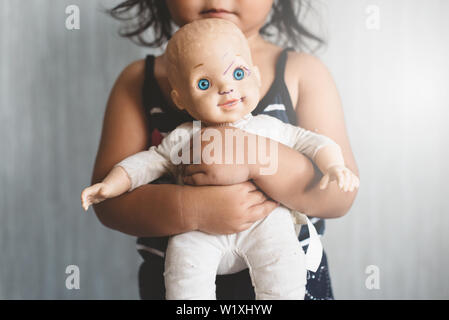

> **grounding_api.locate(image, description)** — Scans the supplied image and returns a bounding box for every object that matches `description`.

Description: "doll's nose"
[218,88,234,95]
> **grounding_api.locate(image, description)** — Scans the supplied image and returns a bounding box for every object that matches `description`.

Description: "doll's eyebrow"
[223,60,235,75]
[193,63,204,69]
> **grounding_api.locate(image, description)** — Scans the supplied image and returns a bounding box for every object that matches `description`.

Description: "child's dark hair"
[108,0,324,52]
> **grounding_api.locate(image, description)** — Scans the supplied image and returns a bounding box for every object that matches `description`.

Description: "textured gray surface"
[0,0,148,299]
[0,0,448,299]
[318,0,449,299]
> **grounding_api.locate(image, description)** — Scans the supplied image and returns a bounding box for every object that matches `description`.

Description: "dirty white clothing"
[116,113,339,299]
[165,205,307,300]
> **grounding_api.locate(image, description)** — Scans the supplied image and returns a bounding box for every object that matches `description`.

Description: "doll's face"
[169,25,261,125]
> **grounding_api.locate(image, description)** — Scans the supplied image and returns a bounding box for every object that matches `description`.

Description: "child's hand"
[319,165,360,192]
[189,181,280,234]
[81,183,112,211]
[182,163,251,186]
[181,126,257,186]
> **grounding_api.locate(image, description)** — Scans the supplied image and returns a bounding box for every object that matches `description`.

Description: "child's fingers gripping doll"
[81,19,359,300]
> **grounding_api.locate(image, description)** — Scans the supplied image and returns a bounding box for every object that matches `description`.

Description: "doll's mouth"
[217,97,244,108]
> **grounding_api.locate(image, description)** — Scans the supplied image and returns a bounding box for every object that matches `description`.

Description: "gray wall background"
[0,0,447,299]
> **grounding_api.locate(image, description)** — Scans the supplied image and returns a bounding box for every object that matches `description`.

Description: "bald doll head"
[165,18,261,125]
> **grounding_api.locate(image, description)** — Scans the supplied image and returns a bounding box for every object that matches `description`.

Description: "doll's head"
[166,18,261,125]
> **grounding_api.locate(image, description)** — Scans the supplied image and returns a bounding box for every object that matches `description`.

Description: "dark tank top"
[137,48,325,255]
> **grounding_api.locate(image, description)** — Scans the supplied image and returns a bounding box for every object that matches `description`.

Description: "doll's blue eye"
[233,68,245,80]
[198,79,210,90]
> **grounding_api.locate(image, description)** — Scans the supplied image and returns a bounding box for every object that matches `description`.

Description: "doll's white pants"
[164,206,308,300]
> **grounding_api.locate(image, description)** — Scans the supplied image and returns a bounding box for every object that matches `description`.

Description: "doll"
[81,19,359,300]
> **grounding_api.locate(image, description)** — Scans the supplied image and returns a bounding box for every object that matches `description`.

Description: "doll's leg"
[239,207,307,300]
[164,231,224,300]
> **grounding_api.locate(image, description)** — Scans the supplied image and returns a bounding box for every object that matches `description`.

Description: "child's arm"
[182,120,358,194]
[255,53,360,218]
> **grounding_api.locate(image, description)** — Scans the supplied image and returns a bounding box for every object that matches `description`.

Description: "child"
[83,19,359,300]
[92,0,359,300]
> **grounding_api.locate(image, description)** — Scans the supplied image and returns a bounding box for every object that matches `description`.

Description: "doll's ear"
[253,66,262,88]
[171,90,185,110]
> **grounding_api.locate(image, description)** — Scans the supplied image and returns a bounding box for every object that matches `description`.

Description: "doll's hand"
[81,183,112,211]
[319,165,360,192]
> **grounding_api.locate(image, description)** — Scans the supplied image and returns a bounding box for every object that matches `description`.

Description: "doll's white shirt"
[115,113,339,272]
[116,113,339,192]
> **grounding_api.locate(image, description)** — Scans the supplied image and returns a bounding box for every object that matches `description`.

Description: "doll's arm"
[286,123,359,191]
[82,125,190,211]
[81,166,131,211]
[81,148,167,211]
[312,144,359,191]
